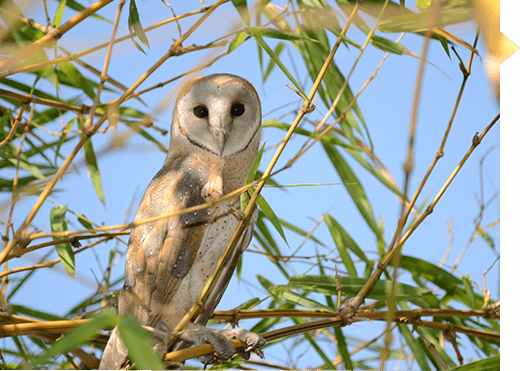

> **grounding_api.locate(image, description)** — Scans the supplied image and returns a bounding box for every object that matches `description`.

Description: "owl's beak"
[215,131,226,155]
[210,115,229,155]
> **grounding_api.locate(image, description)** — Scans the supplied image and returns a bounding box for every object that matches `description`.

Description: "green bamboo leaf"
[11,304,65,321]
[255,214,282,256]
[52,0,67,27]
[449,355,499,371]
[462,275,476,309]
[334,326,353,369]
[63,0,111,22]
[5,156,46,180]
[32,311,117,365]
[256,275,275,291]
[118,315,164,370]
[298,5,366,138]
[370,34,405,54]
[253,35,305,95]
[287,275,429,301]
[399,255,462,292]
[254,216,290,279]
[235,297,261,310]
[263,42,285,82]
[377,4,474,33]
[263,121,359,150]
[83,138,105,205]
[50,205,75,279]
[250,192,287,244]
[59,61,96,100]
[236,254,242,281]
[128,0,149,54]
[477,226,496,251]
[231,0,250,25]
[228,31,248,54]
[280,291,334,313]
[245,142,266,185]
[327,215,368,264]
[322,143,383,241]
[324,214,357,277]
[398,323,432,371]
[254,169,282,188]
[77,214,94,230]
[246,26,318,42]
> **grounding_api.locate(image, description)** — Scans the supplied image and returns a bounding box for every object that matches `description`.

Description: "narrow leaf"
[118,315,164,370]
[231,0,250,25]
[32,311,117,364]
[279,291,334,313]
[449,355,499,371]
[462,275,476,309]
[59,61,96,100]
[228,31,248,54]
[246,26,318,42]
[322,143,383,241]
[50,205,75,279]
[52,0,67,28]
[253,35,305,95]
[251,191,287,245]
[83,138,105,205]
[334,326,353,369]
[128,0,149,53]
[263,42,285,82]
[288,275,429,301]
[398,323,432,371]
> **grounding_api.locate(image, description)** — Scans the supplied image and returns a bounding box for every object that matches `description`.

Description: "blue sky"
[1,0,509,368]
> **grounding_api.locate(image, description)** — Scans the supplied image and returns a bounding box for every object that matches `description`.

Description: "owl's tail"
[98,327,128,370]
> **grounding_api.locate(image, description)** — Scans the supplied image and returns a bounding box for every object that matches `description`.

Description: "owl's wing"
[119,154,220,329]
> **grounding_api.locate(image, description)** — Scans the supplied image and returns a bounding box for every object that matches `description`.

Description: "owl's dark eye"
[193,105,208,118]
[231,103,245,117]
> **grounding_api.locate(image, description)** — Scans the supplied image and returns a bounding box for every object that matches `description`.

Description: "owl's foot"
[180,327,266,364]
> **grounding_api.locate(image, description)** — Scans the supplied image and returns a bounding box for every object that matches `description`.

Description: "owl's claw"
[182,327,265,364]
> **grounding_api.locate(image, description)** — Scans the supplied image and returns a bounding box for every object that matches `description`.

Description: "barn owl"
[99,74,265,369]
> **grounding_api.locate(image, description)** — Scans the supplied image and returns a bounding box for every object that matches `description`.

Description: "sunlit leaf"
[254,35,305,95]
[287,275,429,301]
[128,0,150,54]
[245,142,266,185]
[83,138,105,205]
[398,323,432,371]
[462,275,476,309]
[232,0,250,25]
[377,4,474,32]
[52,0,67,28]
[50,205,75,279]
[251,192,288,245]
[263,42,285,82]
[228,31,248,54]
[246,26,318,42]
[477,226,496,251]
[59,61,96,100]
[322,143,383,241]
[279,290,334,312]
[449,355,499,371]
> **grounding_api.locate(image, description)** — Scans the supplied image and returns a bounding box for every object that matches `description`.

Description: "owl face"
[172,74,261,157]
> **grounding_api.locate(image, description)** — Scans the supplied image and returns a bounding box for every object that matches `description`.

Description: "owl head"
[170,74,262,158]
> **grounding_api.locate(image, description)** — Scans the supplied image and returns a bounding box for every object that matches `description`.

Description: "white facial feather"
[171,74,262,157]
